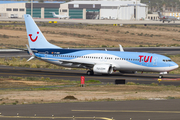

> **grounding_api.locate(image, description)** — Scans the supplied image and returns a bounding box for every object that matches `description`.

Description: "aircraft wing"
[41,57,94,68]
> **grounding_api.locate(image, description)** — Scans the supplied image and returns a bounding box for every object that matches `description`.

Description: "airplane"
[158,11,178,23]
[24,14,179,78]
[50,12,70,19]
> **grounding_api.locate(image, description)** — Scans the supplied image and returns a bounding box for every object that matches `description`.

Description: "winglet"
[26,44,35,62]
[119,44,124,52]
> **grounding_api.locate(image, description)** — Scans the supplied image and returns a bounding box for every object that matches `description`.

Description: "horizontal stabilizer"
[26,44,35,62]
[27,56,35,62]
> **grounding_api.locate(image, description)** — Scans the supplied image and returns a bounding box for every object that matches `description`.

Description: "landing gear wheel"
[87,70,94,75]
[159,75,163,78]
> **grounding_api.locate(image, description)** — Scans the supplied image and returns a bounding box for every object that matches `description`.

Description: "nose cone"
[169,62,179,70]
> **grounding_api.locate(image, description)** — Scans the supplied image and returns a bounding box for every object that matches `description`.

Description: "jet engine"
[93,64,113,74]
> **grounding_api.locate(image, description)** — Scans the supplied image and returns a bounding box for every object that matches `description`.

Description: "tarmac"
[1,18,180,25]
[0,99,180,120]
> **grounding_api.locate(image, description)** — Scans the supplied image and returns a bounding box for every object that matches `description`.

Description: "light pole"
[171,3,173,12]
[31,0,33,17]
[156,3,159,11]
[117,5,121,20]
[136,0,137,20]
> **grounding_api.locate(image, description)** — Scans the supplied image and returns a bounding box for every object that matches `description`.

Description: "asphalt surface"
[1,18,180,25]
[0,99,180,120]
[0,66,180,86]
[0,50,29,58]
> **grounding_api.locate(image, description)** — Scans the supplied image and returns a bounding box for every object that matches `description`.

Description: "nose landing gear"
[159,75,163,78]
[159,72,168,78]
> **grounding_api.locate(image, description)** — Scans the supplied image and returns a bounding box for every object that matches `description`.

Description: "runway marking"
[0,115,112,120]
[72,110,180,114]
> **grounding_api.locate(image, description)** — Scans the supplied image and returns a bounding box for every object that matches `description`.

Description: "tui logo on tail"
[28,31,39,42]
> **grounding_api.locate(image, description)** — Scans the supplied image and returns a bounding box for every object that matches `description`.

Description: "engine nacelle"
[93,64,113,74]
[119,71,137,74]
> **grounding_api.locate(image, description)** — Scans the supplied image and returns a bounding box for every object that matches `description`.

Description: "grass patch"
[0,76,102,90]
[167,96,175,99]
[86,80,101,83]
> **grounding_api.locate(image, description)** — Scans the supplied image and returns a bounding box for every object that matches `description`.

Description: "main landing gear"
[86,70,94,75]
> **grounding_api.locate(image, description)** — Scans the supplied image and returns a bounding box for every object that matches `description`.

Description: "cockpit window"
[163,59,172,62]
[168,60,172,62]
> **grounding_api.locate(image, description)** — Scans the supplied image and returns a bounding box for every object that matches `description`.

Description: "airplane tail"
[52,12,56,17]
[158,11,162,17]
[24,14,61,49]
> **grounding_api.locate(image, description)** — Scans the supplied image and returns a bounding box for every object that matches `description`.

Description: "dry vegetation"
[1,23,180,48]
[0,76,180,105]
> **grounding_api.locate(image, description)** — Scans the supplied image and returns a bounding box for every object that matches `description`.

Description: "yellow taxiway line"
[72,110,180,114]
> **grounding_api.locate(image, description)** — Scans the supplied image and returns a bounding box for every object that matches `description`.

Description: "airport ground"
[1,20,180,120]
[0,99,180,120]
[1,20,180,49]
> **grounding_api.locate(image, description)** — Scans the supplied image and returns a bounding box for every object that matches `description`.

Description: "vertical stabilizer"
[52,12,56,17]
[24,14,61,49]
[157,11,162,17]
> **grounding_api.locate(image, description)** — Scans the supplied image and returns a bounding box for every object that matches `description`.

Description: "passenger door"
[153,57,158,66]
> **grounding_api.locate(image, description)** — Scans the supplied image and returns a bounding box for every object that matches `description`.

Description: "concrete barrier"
[115,79,125,84]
